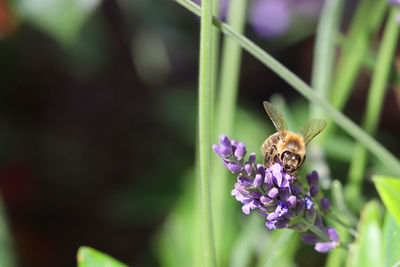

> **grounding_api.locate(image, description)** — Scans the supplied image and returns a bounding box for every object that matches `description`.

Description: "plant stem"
[328,213,358,237]
[175,0,400,175]
[311,0,344,119]
[330,0,387,111]
[346,7,400,207]
[211,0,247,264]
[198,0,216,264]
[300,218,331,242]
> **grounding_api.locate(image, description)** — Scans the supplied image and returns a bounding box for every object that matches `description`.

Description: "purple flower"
[305,196,314,210]
[301,226,340,253]
[309,185,319,198]
[224,161,243,173]
[231,189,258,215]
[287,195,297,208]
[212,134,339,254]
[320,198,331,213]
[254,174,263,187]
[306,171,319,186]
[248,153,256,163]
[275,200,288,217]
[234,142,247,160]
[265,217,290,229]
[301,234,319,245]
[303,227,340,253]
[296,197,305,213]
[219,134,232,157]
[250,0,290,39]
[268,187,279,198]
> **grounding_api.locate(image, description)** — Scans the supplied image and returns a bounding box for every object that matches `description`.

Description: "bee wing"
[263,101,288,138]
[298,119,327,144]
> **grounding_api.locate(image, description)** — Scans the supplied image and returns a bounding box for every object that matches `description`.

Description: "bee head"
[281,151,302,172]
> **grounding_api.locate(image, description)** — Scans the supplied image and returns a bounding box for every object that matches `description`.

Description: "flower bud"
[320,198,331,213]
[254,174,263,187]
[260,196,272,204]
[287,195,297,208]
[279,187,290,201]
[327,227,339,242]
[301,234,318,245]
[268,187,279,198]
[296,197,305,213]
[257,164,266,178]
[306,206,316,222]
[244,163,252,175]
[219,134,232,157]
[306,170,319,186]
[234,142,247,160]
[264,172,273,189]
[309,185,319,198]
[251,191,261,199]
[227,162,242,173]
[230,139,238,148]
[248,152,256,163]
[237,176,253,187]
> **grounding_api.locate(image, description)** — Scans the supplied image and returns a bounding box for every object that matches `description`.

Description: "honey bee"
[261,101,326,174]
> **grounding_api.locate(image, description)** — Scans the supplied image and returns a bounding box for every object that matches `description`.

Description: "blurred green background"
[0,0,399,266]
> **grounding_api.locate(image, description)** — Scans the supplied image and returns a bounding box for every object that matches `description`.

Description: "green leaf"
[12,0,100,46]
[77,246,128,267]
[373,175,400,227]
[346,200,383,267]
[383,213,400,267]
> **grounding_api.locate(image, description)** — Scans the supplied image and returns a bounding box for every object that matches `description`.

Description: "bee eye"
[295,154,301,164]
[281,151,290,160]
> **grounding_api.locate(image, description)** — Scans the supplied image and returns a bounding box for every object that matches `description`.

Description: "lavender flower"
[213,134,339,253]
[250,0,290,39]
[301,227,339,253]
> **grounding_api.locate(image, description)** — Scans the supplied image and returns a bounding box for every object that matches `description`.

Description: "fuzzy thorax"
[277,132,306,157]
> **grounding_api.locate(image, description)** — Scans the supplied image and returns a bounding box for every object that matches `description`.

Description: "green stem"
[198,0,216,265]
[328,213,358,237]
[300,218,331,242]
[211,1,247,264]
[346,8,400,206]
[209,0,220,135]
[308,0,344,188]
[175,0,400,175]
[330,0,387,111]
[310,0,344,118]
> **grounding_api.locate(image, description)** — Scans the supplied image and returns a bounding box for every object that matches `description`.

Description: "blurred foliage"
[11,0,101,46]
[77,246,128,267]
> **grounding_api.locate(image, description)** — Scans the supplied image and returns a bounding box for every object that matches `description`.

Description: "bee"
[261,101,326,174]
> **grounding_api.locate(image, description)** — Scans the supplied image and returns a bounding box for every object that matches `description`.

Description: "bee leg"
[264,154,271,167]
[264,145,277,167]
[273,153,280,164]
